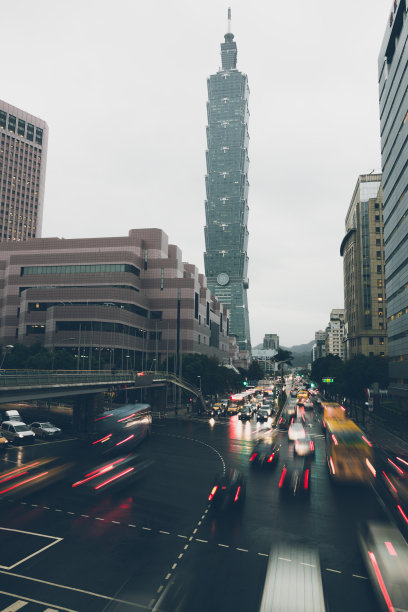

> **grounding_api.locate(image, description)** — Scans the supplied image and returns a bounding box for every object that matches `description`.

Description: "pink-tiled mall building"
[0,228,235,369]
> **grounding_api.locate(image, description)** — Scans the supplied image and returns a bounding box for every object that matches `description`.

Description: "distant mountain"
[253,340,314,368]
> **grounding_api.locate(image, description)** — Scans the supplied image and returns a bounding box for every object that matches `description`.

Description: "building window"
[194,292,199,319]
[380,337,385,345]
[369,337,374,345]
[377,265,382,273]
[377,279,383,287]
[378,310,384,317]
[160,268,164,290]
[376,251,381,258]
[198,334,201,344]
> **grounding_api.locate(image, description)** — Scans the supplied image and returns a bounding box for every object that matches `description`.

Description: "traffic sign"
[322,378,334,383]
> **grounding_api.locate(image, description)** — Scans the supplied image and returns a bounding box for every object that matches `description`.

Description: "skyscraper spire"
[221,8,237,70]
[228,7,231,33]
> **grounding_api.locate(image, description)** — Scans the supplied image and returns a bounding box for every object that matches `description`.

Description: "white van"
[4,409,23,422]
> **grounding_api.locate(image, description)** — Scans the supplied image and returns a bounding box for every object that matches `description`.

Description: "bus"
[325,418,375,483]
[259,543,326,612]
[91,403,152,456]
[297,391,309,404]
[321,401,346,430]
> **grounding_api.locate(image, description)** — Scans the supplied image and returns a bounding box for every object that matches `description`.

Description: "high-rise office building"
[340,174,387,359]
[204,9,251,353]
[378,1,408,406]
[263,334,279,351]
[0,100,48,242]
[312,330,326,362]
[325,309,345,360]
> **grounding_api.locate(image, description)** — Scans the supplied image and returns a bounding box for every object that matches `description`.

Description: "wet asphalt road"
[0,397,392,611]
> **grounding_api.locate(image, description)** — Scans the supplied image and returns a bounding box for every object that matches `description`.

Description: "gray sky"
[1,0,390,347]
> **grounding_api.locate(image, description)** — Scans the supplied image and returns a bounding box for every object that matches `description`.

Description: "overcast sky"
[1,0,391,348]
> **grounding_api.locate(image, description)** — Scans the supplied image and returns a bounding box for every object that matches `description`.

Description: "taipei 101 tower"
[204,9,251,353]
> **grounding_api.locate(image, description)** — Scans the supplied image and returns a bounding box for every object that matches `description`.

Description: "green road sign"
[322,378,334,383]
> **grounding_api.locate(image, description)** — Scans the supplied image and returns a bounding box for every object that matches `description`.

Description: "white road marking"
[165,573,171,580]
[177,534,187,539]
[257,553,268,557]
[1,600,28,611]
[218,543,229,548]
[55,509,62,512]
[300,562,316,567]
[159,530,170,535]
[67,512,75,515]
[31,505,38,508]
[326,568,342,574]
[197,521,202,526]
[352,574,368,580]
[171,563,177,570]
[128,524,136,528]
[0,569,148,609]
[42,506,50,510]
[278,557,291,562]
[192,529,198,534]
[196,539,208,543]
[95,518,104,521]
[178,554,183,559]
[157,585,164,594]
[81,515,89,518]
[236,548,248,552]
[142,527,151,531]
[111,521,120,524]
[184,544,189,550]
[148,599,156,608]
[0,590,75,611]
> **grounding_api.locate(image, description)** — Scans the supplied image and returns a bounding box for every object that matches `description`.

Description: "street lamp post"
[0,345,13,369]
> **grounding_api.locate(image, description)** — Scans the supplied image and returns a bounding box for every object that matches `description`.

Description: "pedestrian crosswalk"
[0,596,64,612]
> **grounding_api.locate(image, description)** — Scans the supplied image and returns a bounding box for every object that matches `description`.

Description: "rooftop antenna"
[228,7,231,33]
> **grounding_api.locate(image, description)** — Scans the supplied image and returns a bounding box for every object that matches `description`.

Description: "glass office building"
[378,1,408,406]
[204,12,251,352]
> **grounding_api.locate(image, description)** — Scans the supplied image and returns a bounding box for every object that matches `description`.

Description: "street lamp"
[0,345,13,369]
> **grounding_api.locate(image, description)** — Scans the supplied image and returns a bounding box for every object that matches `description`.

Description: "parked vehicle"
[0,421,35,444]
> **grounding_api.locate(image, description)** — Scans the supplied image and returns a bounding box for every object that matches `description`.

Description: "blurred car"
[288,421,306,442]
[29,421,62,439]
[376,450,408,531]
[239,406,252,421]
[290,390,298,398]
[71,453,152,494]
[303,399,314,410]
[208,468,246,512]
[250,439,280,467]
[0,456,72,500]
[278,415,290,430]
[294,436,315,458]
[358,521,408,612]
[279,459,311,497]
[257,409,270,423]
[0,433,8,452]
[0,421,35,444]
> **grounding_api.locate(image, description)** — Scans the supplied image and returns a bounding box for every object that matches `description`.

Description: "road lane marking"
[326,568,342,573]
[184,545,189,550]
[197,521,202,526]
[0,590,75,611]
[81,515,89,518]
[278,557,291,562]
[218,543,229,548]
[236,548,248,552]
[142,527,151,531]
[192,529,198,534]
[165,573,171,580]
[352,574,368,580]
[55,509,62,512]
[42,506,50,510]
[95,518,104,521]
[128,524,136,528]
[157,585,164,594]
[159,530,170,535]
[111,521,120,524]
[172,563,177,570]
[178,554,183,559]
[67,512,75,515]
[1,600,28,611]
[0,570,148,609]
[177,534,187,539]
[257,553,268,557]
[196,539,208,543]
[300,562,316,567]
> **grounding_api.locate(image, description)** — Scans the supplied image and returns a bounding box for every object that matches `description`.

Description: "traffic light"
[243,380,248,386]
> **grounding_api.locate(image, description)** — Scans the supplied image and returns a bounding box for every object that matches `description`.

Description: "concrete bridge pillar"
[146,385,167,413]
[72,392,104,434]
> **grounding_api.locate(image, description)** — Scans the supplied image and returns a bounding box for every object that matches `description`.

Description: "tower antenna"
[228,7,231,33]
